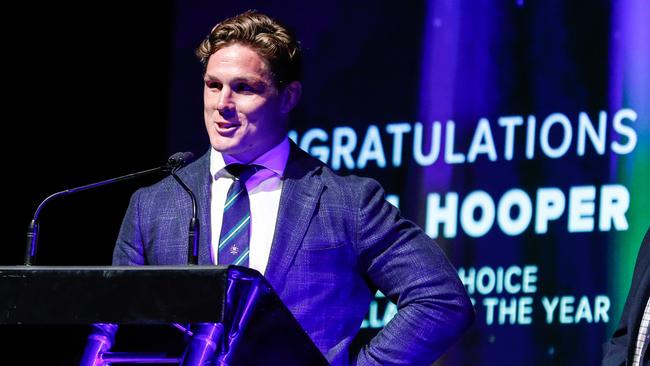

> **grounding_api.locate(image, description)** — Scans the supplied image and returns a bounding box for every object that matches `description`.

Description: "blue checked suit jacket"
[603,227,650,365]
[113,141,474,365]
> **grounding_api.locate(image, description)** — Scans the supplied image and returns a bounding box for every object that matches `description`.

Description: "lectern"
[0,265,329,365]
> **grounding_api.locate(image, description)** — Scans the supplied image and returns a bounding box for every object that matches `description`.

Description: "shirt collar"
[210,137,290,180]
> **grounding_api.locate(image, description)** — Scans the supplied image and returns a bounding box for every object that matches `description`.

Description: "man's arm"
[353,179,474,365]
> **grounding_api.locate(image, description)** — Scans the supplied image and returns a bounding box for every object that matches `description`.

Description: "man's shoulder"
[319,164,382,193]
[289,144,382,192]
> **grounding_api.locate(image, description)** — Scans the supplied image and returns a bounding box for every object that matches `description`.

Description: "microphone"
[24,152,194,266]
[168,152,194,170]
[167,152,200,265]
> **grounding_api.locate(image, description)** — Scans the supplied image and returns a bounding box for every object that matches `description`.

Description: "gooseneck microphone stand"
[24,152,193,266]
[170,165,200,266]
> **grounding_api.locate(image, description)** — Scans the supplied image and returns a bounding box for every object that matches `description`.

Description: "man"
[114,10,474,365]
[603,227,650,366]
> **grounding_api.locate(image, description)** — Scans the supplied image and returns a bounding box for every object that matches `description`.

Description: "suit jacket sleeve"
[602,227,650,366]
[353,179,474,365]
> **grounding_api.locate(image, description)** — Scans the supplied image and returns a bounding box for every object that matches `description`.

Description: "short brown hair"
[196,10,301,88]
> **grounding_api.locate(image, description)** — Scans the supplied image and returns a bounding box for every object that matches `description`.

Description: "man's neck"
[210,137,290,178]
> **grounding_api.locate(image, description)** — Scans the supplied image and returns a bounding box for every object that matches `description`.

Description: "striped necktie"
[217,164,261,267]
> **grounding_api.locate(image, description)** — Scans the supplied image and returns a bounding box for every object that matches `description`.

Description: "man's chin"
[212,146,238,155]
[211,143,250,160]
[210,138,241,154]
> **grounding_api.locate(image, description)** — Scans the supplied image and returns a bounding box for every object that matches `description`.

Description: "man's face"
[203,43,291,162]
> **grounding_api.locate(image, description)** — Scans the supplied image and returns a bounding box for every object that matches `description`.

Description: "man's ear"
[280,81,302,114]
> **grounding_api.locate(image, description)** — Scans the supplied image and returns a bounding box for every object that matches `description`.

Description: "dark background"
[3,2,173,363]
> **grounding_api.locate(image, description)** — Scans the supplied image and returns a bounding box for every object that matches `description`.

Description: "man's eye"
[234,83,256,93]
[207,81,222,89]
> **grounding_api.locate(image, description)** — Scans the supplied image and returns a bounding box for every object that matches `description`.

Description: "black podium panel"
[0,266,227,324]
[0,265,330,365]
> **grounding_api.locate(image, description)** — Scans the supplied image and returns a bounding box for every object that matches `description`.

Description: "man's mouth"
[216,122,240,134]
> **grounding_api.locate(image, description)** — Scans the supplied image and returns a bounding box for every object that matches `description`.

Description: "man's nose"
[217,88,235,116]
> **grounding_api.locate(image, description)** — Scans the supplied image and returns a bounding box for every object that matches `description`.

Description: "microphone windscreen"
[168,151,195,167]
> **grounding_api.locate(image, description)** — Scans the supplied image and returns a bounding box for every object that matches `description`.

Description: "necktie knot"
[224,164,262,182]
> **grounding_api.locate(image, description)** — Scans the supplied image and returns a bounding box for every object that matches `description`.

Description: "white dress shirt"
[210,138,289,275]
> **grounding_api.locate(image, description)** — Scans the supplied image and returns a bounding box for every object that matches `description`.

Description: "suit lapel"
[197,160,213,265]
[264,143,324,293]
[178,150,213,265]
